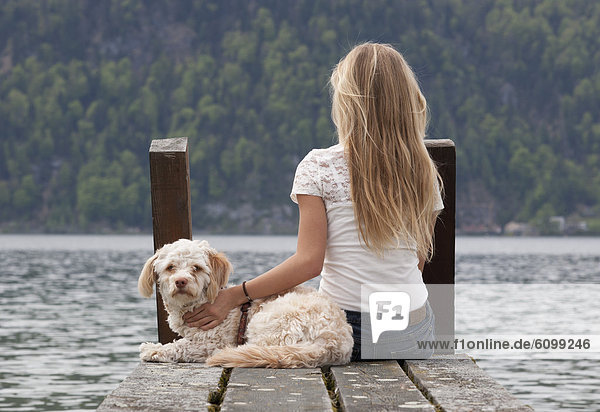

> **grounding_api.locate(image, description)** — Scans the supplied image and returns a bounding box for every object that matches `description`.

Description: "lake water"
[0,235,598,411]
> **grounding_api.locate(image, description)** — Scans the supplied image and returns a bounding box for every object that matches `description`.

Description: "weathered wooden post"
[149,137,192,344]
[424,139,455,343]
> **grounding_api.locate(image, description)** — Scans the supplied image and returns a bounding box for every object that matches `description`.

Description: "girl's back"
[291,143,443,312]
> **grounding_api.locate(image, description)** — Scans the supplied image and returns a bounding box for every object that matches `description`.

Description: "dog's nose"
[175,278,188,288]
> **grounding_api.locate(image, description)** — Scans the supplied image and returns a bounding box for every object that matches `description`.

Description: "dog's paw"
[139,342,165,362]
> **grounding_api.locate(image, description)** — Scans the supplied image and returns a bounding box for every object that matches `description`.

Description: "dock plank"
[403,354,533,411]
[331,361,434,411]
[97,363,222,411]
[221,368,331,411]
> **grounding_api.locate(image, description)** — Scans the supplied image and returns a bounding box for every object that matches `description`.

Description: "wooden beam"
[423,139,455,285]
[402,354,533,411]
[149,137,192,344]
[331,361,434,411]
[97,363,222,411]
[424,139,456,347]
[221,368,332,410]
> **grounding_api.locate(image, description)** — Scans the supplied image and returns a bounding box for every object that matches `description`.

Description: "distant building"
[504,221,537,236]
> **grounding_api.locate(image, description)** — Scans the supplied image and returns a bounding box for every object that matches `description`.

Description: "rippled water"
[0,235,599,411]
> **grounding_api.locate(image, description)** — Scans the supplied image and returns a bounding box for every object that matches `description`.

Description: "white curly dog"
[138,239,354,368]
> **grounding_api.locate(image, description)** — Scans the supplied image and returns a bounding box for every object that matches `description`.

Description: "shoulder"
[313,143,344,157]
[300,144,344,167]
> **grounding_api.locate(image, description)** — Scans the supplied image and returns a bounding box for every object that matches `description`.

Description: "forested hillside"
[1,0,599,234]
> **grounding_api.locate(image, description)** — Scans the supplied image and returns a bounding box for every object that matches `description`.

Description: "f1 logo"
[369,292,411,343]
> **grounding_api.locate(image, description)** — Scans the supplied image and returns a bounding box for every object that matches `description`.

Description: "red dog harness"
[236,302,252,345]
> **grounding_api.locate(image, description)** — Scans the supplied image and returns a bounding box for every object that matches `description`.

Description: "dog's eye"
[192,265,201,272]
[167,264,175,271]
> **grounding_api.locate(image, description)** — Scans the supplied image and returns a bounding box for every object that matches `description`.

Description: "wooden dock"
[98,138,533,411]
[98,356,532,411]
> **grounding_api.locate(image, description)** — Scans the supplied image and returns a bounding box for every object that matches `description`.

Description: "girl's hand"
[183,287,239,330]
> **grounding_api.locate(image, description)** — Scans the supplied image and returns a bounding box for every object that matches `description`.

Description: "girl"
[184,42,443,361]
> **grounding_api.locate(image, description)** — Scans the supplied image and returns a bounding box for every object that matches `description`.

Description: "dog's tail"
[206,341,350,368]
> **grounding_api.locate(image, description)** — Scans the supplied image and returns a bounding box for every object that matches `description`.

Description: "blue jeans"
[344,300,435,361]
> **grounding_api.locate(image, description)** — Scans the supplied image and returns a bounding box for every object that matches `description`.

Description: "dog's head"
[138,239,232,308]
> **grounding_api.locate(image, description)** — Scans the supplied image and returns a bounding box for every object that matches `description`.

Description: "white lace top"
[290,144,444,312]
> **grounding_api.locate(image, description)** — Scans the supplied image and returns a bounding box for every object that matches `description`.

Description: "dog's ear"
[138,252,159,298]
[206,251,232,303]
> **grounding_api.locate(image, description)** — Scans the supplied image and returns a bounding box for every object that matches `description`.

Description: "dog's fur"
[138,239,354,368]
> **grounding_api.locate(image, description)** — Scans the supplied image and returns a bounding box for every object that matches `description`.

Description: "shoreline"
[2,229,600,237]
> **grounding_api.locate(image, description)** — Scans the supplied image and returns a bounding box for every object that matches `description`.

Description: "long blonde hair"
[330,43,443,260]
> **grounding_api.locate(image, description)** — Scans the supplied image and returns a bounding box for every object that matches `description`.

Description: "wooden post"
[149,137,192,344]
[424,139,455,345]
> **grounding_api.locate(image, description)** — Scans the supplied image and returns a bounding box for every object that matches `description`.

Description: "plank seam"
[321,366,343,412]
[399,360,444,412]
[207,367,232,411]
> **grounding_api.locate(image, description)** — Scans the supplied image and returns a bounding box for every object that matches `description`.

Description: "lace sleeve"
[290,150,322,203]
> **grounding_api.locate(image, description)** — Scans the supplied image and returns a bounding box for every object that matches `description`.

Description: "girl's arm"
[183,194,327,330]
